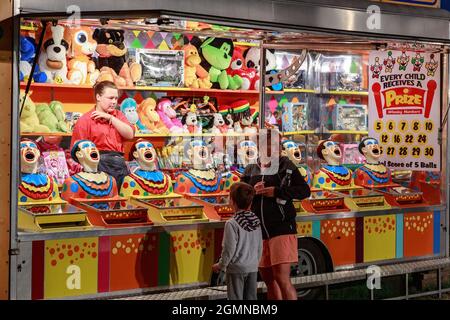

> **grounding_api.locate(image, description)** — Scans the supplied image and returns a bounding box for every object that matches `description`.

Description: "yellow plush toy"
[182,42,212,89]
[20,91,51,133]
[137,98,170,134]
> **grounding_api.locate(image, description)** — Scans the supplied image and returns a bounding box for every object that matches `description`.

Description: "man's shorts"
[259,234,298,268]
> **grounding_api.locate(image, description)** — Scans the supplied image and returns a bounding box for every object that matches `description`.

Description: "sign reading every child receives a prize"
[368,50,440,171]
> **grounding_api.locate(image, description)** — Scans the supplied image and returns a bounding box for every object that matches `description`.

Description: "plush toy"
[182,41,212,89]
[36,103,59,132]
[218,105,235,133]
[199,37,243,90]
[353,137,396,188]
[244,47,280,90]
[19,91,51,133]
[137,98,169,134]
[227,47,258,90]
[61,140,118,204]
[312,139,356,190]
[181,105,202,134]
[156,98,185,134]
[19,36,47,83]
[18,139,61,204]
[67,26,100,85]
[93,28,142,87]
[174,140,223,194]
[48,101,69,132]
[120,98,149,133]
[38,23,72,84]
[281,140,312,186]
[120,139,174,198]
[210,113,229,134]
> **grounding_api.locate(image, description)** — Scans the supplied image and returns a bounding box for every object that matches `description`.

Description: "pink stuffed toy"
[156,98,185,134]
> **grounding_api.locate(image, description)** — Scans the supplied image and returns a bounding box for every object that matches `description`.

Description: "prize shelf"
[21,132,258,138]
[19,82,259,95]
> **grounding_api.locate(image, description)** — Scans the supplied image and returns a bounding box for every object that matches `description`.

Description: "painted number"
[374,120,382,132]
[404,134,414,144]
[381,134,389,144]
[417,134,427,144]
[424,147,434,157]
[425,121,433,132]
[412,147,421,157]
[392,134,401,144]
[386,146,395,156]
[387,121,395,132]
[399,147,408,157]
[412,121,420,132]
[399,121,408,132]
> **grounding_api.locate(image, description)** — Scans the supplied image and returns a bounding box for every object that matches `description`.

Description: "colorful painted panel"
[320,218,356,266]
[297,222,312,236]
[404,212,434,258]
[364,215,396,262]
[169,229,215,285]
[44,238,98,299]
[109,233,159,291]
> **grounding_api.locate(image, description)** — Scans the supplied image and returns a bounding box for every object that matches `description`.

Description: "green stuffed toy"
[19,91,51,133]
[49,101,69,132]
[36,103,59,132]
[200,37,243,90]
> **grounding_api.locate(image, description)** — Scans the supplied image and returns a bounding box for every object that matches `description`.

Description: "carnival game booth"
[7,0,449,300]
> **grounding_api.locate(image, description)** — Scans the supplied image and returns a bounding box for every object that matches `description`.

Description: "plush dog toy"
[93,28,142,87]
[181,105,202,134]
[200,37,243,90]
[38,23,72,84]
[19,36,47,83]
[210,113,229,134]
[67,26,100,85]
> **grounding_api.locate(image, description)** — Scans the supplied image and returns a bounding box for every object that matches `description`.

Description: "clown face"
[75,140,100,172]
[133,140,157,171]
[282,141,302,166]
[361,138,382,163]
[238,140,258,167]
[321,140,342,165]
[20,140,40,173]
[188,140,212,169]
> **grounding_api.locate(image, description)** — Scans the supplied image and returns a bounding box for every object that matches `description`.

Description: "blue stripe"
[433,210,441,254]
[312,221,321,239]
[396,214,404,259]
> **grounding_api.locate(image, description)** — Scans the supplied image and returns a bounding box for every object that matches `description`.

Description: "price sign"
[369,50,440,171]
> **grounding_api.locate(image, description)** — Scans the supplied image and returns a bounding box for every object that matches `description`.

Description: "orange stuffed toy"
[182,42,212,89]
[137,98,169,134]
[67,26,100,85]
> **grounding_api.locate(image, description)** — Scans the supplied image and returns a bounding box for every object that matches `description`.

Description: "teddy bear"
[227,47,258,90]
[19,36,47,83]
[67,26,100,86]
[182,39,212,89]
[244,47,280,91]
[199,37,243,90]
[137,98,169,134]
[93,28,142,87]
[38,23,72,84]
[19,91,51,133]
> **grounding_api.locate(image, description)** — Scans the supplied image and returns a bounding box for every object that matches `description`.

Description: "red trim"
[31,241,45,300]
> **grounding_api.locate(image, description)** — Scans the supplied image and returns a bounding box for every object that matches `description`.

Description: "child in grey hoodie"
[212,182,263,300]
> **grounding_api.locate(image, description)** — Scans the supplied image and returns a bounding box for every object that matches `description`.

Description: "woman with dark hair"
[241,129,310,300]
[70,80,134,187]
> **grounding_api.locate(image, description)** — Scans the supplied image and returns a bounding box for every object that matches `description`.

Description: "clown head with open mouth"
[317,140,342,166]
[358,137,382,164]
[281,140,302,167]
[130,139,157,171]
[20,139,40,174]
[185,140,212,170]
[71,140,100,173]
[237,140,258,168]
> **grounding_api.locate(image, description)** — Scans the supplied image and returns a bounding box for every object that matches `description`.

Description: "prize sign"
[369,50,440,171]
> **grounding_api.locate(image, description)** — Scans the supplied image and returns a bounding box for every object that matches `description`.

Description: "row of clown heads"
[18,136,390,204]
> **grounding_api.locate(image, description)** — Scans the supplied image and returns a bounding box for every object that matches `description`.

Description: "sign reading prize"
[369,50,440,171]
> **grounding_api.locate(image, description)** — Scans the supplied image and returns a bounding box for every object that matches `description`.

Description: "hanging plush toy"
[244,47,281,91]
[19,36,47,83]
[199,37,243,90]
[227,47,258,90]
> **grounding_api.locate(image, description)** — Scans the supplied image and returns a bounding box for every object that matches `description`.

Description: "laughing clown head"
[358,137,382,164]
[130,139,157,171]
[71,140,100,173]
[20,139,40,174]
[317,140,342,166]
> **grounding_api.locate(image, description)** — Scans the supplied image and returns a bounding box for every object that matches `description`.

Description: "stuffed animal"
[156,98,185,134]
[19,91,51,133]
[227,47,258,90]
[182,41,212,89]
[200,37,243,90]
[93,28,142,87]
[137,98,169,134]
[36,103,59,132]
[181,105,202,134]
[120,98,149,133]
[218,105,235,134]
[67,26,100,85]
[210,113,229,134]
[38,23,72,84]
[19,36,47,83]
[48,101,69,132]
[244,47,280,90]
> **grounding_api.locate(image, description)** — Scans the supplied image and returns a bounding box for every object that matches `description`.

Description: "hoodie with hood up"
[218,210,263,274]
